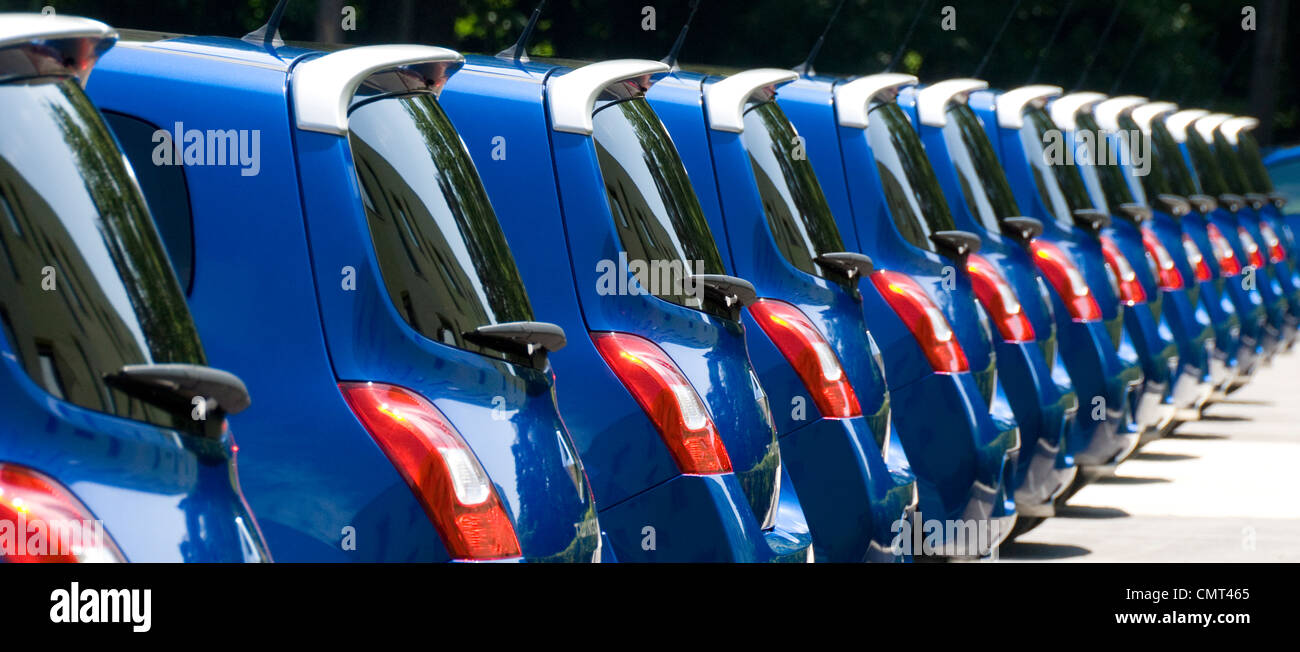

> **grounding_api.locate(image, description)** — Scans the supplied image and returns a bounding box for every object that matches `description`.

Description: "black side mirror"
[1071,208,1111,234]
[1187,194,1219,214]
[1155,194,1192,217]
[1000,216,1044,243]
[1117,203,1152,223]
[928,230,982,265]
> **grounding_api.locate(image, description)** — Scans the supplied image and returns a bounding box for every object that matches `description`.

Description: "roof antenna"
[886,0,931,72]
[971,0,1023,79]
[792,0,848,78]
[242,0,290,51]
[661,0,702,71]
[497,0,546,63]
[1026,0,1074,84]
[1071,0,1127,91]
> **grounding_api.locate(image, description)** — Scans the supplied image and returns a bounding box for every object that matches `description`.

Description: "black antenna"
[497,0,546,63]
[1027,0,1074,84]
[886,0,931,72]
[1071,0,1128,91]
[242,0,291,51]
[972,0,1024,79]
[793,0,848,77]
[661,0,702,70]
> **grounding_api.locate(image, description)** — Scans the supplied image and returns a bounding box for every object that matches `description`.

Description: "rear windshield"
[866,102,957,253]
[1213,131,1254,194]
[1141,118,1199,197]
[1019,107,1093,227]
[0,77,205,429]
[591,97,727,315]
[1185,129,1233,196]
[741,100,846,277]
[1075,112,1141,213]
[941,103,1019,234]
[1236,131,1274,192]
[348,92,534,361]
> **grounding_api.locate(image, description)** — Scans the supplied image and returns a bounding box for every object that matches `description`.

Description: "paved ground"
[1001,346,1300,562]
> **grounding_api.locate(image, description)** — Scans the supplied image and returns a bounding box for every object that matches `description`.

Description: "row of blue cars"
[2,12,1295,562]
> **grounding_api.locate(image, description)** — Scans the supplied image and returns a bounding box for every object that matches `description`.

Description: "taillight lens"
[1029,240,1102,322]
[870,270,969,373]
[1206,224,1241,276]
[1238,227,1267,269]
[1141,229,1185,291]
[965,255,1036,342]
[1182,234,1213,282]
[1259,222,1287,263]
[0,463,124,563]
[591,332,733,474]
[339,382,522,560]
[747,299,861,418]
[1099,237,1148,306]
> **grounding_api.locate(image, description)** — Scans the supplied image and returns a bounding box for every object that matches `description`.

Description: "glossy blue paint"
[644,71,915,561]
[87,39,600,562]
[439,56,813,562]
[776,76,1018,550]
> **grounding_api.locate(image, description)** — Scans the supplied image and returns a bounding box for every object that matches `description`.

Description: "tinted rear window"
[866,102,956,253]
[348,92,534,360]
[942,104,1019,233]
[1019,108,1093,226]
[0,78,204,429]
[1237,131,1274,192]
[741,101,846,277]
[1075,113,1140,212]
[591,97,726,314]
[1185,129,1232,196]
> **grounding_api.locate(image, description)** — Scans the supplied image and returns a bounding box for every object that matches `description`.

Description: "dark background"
[6,0,1295,144]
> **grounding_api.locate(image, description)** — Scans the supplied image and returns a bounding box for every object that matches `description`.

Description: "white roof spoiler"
[705,68,799,133]
[916,78,988,127]
[1166,109,1209,143]
[1193,113,1232,144]
[548,59,670,135]
[1220,116,1260,145]
[996,84,1063,129]
[1093,95,1146,132]
[293,44,464,135]
[1049,92,1107,131]
[0,13,117,86]
[834,73,918,129]
[1131,101,1178,133]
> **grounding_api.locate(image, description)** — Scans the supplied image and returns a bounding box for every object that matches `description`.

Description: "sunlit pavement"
[1001,346,1300,562]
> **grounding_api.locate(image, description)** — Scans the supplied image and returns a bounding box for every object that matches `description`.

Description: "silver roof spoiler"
[1049,92,1107,131]
[1194,113,1232,144]
[996,84,1063,129]
[834,73,918,129]
[1093,95,1146,132]
[548,59,670,135]
[1131,101,1178,133]
[0,13,117,86]
[705,68,799,133]
[1166,109,1209,143]
[1220,116,1260,145]
[916,78,988,127]
[292,44,464,135]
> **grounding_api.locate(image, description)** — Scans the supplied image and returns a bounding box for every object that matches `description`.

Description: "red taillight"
[747,299,862,418]
[591,333,733,474]
[1028,240,1102,322]
[1206,224,1241,277]
[1182,234,1213,282]
[965,255,1036,342]
[339,382,522,560]
[1238,227,1267,269]
[1141,229,1185,291]
[0,463,124,563]
[1098,237,1148,306]
[869,270,969,373]
[1259,222,1287,263]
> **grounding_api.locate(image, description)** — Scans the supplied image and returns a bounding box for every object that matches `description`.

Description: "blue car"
[777,73,1020,556]
[439,56,814,562]
[0,15,266,562]
[1261,143,1300,237]
[87,35,602,562]
[646,67,916,561]
[956,85,1150,479]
